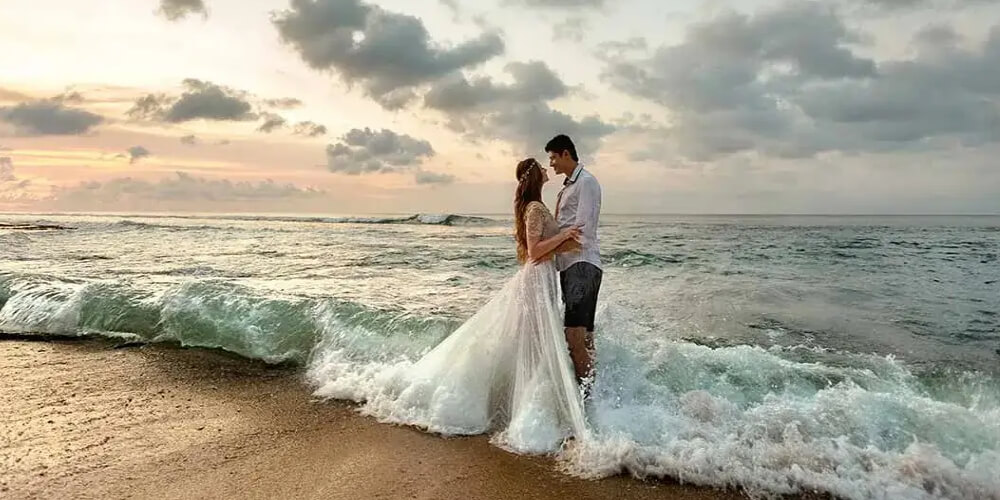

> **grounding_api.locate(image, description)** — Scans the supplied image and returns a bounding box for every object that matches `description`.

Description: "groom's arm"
[575,178,601,247]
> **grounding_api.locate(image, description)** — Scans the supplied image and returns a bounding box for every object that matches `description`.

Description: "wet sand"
[1,337,781,500]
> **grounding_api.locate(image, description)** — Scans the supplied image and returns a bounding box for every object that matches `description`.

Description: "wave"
[113,220,223,232]
[604,249,688,267]
[0,222,73,231]
[0,273,455,364]
[833,238,883,250]
[305,304,1000,499]
[459,249,695,270]
[108,214,501,229]
[313,214,500,226]
[2,272,998,498]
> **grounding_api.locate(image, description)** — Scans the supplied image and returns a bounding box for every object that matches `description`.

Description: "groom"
[546,134,602,394]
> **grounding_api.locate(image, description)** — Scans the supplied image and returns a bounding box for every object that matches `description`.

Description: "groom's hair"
[545,134,578,163]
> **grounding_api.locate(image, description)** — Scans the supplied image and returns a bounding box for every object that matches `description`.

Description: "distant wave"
[603,249,690,267]
[112,220,222,231]
[0,222,73,231]
[314,214,500,226]
[108,214,501,229]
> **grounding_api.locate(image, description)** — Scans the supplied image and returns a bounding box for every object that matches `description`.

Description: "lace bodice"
[522,201,579,263]
[525,201,559,241]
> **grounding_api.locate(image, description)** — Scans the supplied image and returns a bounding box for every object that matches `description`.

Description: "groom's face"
[548,151,573,176]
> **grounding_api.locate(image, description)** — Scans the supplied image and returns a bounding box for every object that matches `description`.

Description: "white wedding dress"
[314,201,589,454]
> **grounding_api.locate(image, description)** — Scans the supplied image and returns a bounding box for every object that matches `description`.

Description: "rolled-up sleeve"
[575,177,601,246]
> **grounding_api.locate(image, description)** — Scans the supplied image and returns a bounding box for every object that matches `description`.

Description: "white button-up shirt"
[555,164,602,272]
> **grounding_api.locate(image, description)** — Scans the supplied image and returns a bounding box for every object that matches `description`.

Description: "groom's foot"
[561,434,578,452]
[578,373,594,401]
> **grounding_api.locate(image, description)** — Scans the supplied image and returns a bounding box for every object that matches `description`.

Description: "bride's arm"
[528,227,577,262]
[526,205,580,262]
[552,238,581,255]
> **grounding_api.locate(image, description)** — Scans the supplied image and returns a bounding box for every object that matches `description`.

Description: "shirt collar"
[563,164,583,186]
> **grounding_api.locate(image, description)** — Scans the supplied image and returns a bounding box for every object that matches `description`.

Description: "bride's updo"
[514,158,543,263]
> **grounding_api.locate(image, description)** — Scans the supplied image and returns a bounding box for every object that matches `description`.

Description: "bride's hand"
[562,226,582,243]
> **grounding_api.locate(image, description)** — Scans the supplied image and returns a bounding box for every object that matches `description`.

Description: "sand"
[1,337,772,500]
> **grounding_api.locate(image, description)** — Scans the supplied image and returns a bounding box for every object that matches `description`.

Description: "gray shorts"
[559,262,603,332]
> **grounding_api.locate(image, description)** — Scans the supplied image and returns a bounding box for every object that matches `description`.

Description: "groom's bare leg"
[582,330,595,399]
[585,330,595,376]
[561,262,601,398]
[565,326,593,384]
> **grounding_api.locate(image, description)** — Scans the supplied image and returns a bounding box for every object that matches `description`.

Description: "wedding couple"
[361,134,601,453]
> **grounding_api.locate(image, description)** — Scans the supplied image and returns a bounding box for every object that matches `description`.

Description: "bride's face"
[540,164,550,184]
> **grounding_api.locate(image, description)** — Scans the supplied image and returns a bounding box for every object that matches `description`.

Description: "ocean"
[2,212,998,499]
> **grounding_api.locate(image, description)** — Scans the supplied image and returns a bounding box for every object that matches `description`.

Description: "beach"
[2,213,997,499]
[1,337,760,500]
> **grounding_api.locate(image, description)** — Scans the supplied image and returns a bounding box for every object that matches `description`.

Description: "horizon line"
[2,210,999,218]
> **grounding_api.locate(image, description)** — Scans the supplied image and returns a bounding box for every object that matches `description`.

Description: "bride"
[346,157,591,454]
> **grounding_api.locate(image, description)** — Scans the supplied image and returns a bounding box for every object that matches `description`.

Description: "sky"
[1,0,998,214]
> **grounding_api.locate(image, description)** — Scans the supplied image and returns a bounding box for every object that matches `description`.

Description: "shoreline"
[0,337,787,500]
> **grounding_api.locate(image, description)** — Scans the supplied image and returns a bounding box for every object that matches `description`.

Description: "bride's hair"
[514,157,543,264]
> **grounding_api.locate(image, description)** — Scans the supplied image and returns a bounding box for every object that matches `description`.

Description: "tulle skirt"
[337,260,589,453]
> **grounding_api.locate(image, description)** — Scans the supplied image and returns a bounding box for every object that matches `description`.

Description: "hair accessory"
[518,160,539,182]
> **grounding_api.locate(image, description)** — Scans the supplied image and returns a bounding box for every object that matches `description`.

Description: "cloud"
[424,61,614,156]
[790,27,1000,146]
[553,16,588,43]
[323,127,452,184]
[848,0,989,10]
[262,97,303,109]
[158,0,207,21]
[424,61,568,111]
[0,157,14,182]
[0,88,32,103]
[54,172,325,205]
[272,0,504,108]
[325,127,434,174]
[0,182,33,202]
[127,146,151,164]
[602,3,1000,161]
[165,79,254,122]
[257,112,287,133]
[510,0,606,7]
[912,24,962,53]
[128,79,255,123]
[127,94,169,121]
[440,0,460,15]
[51,91,85,105]
[489,105,616,155]
[595,37,648,59]
[414,170,455,185]
[180,135,236,146]
[851,0,933,7]
[0,100,105,136]
[272,1,612,154]
[604,3,876,104]
[293,121,327,137]
[0,156,33,202]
